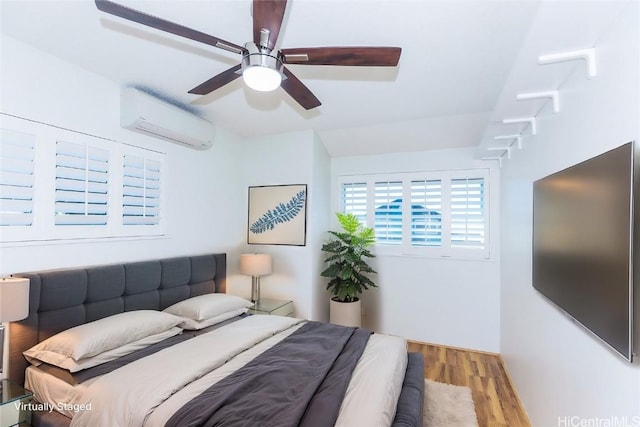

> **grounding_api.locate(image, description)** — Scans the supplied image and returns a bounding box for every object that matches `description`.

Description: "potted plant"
[321,212,377,327]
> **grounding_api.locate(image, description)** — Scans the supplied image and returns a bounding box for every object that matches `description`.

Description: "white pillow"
[163,293,252,322]
[178,308,248,330]
[24,327,182,372]
[24,310,183,362]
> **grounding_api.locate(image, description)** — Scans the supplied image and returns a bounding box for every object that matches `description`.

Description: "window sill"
[373,246,494,262]
[0,234,169,248]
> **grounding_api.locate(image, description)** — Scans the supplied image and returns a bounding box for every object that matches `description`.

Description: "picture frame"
[247,184,307,246]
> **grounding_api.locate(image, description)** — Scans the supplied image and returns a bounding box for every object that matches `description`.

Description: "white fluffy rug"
[423,379,479,427]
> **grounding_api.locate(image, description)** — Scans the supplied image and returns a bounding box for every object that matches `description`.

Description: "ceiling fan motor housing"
[242,42,284,73]
[241,42,285,91]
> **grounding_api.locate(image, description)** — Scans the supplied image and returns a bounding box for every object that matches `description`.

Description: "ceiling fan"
[94,0,402,110]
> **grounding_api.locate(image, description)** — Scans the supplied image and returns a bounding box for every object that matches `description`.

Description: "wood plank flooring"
[407,341,530,427]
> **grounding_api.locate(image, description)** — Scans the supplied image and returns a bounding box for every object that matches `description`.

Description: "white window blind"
[1,114,167,243]
[0,129,35,226]
[374,181,403,245]
[451,177,485,248]
[55,140,109,225]
[410,179,442,247]
[122,155,161,225]
[339,169,490,259]
[342,182,367,225]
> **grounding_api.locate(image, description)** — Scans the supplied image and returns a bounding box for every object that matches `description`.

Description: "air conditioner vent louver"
[120,88,215,150]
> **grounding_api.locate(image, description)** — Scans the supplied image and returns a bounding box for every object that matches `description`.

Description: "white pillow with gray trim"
[163,293,252,328]
[23,310,183,367]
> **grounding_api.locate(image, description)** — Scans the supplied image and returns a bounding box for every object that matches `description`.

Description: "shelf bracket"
[494,134,523,149]
[516,90,560,113]
[502,117,537,135]
[487,146,512,160]
[538,48,597,78]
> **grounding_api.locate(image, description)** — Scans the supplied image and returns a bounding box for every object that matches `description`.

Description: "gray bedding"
[165,321,372,427]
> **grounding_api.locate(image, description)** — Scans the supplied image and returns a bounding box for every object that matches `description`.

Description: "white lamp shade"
[0,277,30,322]
[242,66,282,92]
[240,254,272,276]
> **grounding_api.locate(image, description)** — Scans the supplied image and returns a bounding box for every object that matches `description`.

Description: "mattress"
[25,366,99,419]
[25,315,407,427]
[25,316,407,427]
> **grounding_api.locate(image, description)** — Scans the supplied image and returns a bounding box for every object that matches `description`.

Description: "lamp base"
[0,324,5,373]
[251,276,261,303]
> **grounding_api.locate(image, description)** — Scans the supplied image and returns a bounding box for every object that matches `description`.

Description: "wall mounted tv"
[533,141,635,362]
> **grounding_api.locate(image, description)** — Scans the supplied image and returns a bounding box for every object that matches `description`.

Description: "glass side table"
[0,379,32,427]
[249,298,294,317]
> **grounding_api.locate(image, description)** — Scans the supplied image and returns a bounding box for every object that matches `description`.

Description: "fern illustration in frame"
[247,184,307,246]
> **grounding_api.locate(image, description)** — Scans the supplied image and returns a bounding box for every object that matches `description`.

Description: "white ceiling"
[0,0,555,156]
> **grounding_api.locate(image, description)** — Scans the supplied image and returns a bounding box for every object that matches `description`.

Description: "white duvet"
[67,315,407,427]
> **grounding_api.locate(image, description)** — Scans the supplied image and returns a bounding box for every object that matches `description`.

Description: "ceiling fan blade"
[188,64,242,95]
[95,0,245,55]
[281,67,321,110]
[281,47,402,66]
[253,0,288,50]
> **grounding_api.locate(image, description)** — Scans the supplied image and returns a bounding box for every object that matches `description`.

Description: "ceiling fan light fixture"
[241,42,284,92]
[242,64,282,92]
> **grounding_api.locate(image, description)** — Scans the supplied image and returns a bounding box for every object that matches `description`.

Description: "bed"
[8,253,424,427]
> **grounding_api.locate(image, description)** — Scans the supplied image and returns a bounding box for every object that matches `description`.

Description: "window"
[0,129,35,227]
[55,140,109,226]
[341,182,366,225]
[374,181,403,245]
[122,155,161,226]
[450,178,485,248]
[1,113,166,243]
[410,179,442,246]
[340,169,490,259]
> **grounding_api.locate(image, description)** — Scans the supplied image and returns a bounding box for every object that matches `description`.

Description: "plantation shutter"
[450,177,485,248]
[55,140,109,225]
[410,179,442,246]
[0,129,35,226]
[339,169,489,259]
[122,155,161,225]
[342,182,367,225]
[374,181,403,244]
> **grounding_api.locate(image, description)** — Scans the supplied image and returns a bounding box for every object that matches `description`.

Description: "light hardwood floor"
[407,341,531,427]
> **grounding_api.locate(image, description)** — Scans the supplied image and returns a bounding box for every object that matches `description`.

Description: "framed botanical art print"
[247,184,307,246]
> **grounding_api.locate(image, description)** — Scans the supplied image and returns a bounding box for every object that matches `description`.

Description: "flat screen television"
[533,141,635,362]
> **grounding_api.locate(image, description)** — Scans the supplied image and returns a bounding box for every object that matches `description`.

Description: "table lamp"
[0,277,30,373]
[240,254,272,303]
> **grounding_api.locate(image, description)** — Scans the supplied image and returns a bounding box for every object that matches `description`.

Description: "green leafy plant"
[321,212,377,302]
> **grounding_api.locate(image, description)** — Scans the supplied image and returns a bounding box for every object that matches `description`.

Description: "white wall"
[331,147,501,352]
[1,34,332,324]
[310,131,331,321]
[228,129,331,321]
[0,35,245,274]
[500,3,640,425]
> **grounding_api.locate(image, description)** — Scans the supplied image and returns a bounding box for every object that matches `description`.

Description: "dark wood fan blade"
[253,0,287,50]
[95,0,245,54]
[281,47,402,66]
[188,64,242,95]
[281,67,321,110]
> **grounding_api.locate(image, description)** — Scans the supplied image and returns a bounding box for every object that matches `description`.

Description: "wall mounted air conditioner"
[120,87,215,150]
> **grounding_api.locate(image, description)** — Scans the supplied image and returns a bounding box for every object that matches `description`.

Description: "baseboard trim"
[497,354,532,427]
[406,339,500,357]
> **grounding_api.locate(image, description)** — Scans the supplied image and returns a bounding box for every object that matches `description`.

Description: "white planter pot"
[329,298,361,327]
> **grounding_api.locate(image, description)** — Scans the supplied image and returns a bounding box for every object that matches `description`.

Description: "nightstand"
[0,379,32,427]
[249,298,294,317]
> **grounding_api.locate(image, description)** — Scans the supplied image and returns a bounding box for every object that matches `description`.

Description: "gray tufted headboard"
[8,253,226,385]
